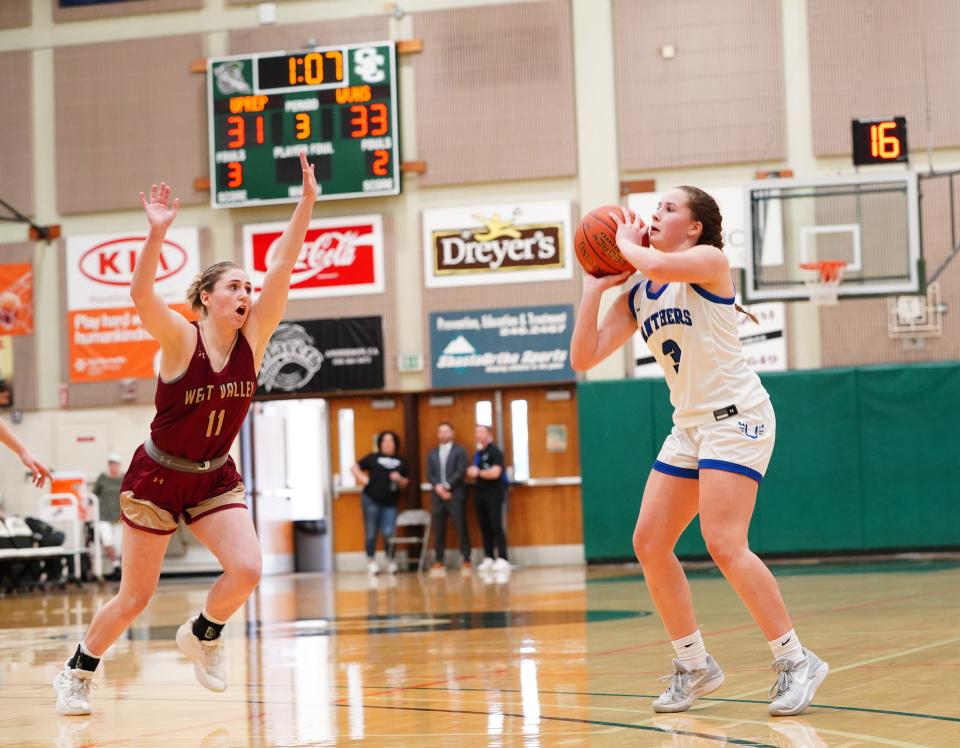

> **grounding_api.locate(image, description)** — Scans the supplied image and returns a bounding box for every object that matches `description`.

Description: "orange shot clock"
[206,42,399,208]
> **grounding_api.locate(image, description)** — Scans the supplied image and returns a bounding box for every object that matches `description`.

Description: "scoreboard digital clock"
[206,42,399,208]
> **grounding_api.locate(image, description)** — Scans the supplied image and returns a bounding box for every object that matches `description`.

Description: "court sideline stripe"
[396,686,960,725]
[723,633,960,702]
[591,582,960,658]
[337,702,777,746]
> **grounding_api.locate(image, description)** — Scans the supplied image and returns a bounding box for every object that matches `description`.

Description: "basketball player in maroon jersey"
[54,151,318,716]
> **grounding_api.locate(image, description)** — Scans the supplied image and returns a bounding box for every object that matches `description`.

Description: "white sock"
[672,629,708,671]
[769,629,805,666]
[79,641,98,658]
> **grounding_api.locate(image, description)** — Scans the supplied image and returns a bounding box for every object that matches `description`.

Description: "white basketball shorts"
[653,398,776,483]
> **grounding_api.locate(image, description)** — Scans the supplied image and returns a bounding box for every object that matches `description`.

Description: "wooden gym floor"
[1,560,958,746]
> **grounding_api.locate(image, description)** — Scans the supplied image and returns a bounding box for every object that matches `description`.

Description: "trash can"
[293,518,328,572]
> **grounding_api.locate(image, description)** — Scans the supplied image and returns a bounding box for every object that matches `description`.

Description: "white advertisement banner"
[422,200,573,288]
[66,228,200,311]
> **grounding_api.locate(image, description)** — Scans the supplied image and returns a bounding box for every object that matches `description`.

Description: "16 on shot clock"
[206,42,399,208]
[851,117,908,166]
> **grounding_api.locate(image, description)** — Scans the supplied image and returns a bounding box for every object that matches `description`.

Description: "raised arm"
[131,184,194,357]
[570,271,637,371]
[244,151,319,365]
[0,418,52,487]
[611,208,730,285]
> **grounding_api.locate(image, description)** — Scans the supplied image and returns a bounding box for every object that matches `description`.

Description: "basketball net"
[799,261,845,306]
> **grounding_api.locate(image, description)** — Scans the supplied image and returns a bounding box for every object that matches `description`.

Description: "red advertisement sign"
[242,215,384,299]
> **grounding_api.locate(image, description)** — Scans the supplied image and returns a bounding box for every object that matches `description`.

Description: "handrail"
[416,476,582,491]
[334,476,582,497]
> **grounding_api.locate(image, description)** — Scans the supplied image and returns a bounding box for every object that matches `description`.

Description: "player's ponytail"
[186,261,242,316]
[679,185,758,325]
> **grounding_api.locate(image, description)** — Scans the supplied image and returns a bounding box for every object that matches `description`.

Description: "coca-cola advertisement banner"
[257,316,384,394]
[242,215,384,300]
[422,200,573,288]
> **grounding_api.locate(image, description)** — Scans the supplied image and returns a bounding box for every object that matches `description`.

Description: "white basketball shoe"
[768,648,829,716]
[177,617,227,693]
[53,664,95,716]
[652,655,725,713]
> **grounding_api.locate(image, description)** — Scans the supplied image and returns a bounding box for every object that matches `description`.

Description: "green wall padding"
[857,363,960,548]
[579,363,960,562]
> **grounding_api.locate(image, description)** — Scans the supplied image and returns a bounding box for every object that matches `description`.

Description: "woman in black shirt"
[351,431,410,575]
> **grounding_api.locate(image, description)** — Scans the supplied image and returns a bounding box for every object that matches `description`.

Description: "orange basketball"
[574,205,636,277]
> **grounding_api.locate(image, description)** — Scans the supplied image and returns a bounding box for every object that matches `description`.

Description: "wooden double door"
[418,386,583,556]
[327,386,583,562]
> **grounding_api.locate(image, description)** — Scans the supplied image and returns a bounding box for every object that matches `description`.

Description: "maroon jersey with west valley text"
[149,321,257,462]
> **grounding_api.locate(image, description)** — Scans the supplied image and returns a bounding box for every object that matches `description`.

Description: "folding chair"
[387,509,431,573]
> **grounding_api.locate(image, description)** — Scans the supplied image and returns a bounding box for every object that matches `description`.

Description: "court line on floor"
[591,583,960,659]
[722,633,960,702]
[669,712,932,748]
[372,692,934,748]
[397,685,960,725]
[337,702,777,746]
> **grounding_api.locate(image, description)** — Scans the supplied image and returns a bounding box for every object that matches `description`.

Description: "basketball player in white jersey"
[570,187,828,716]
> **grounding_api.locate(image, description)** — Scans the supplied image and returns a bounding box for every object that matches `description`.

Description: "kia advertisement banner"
[242,215,384,300]
[257,317,384,394]
[65,229,200,383]
[430,304,575,388]
[422,201,573,288]
[0,264,33,336]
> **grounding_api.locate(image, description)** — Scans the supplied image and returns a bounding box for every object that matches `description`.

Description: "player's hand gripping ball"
[574,205,646,277]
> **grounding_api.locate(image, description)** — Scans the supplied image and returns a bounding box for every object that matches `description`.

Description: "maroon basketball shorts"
[119,444,247,535]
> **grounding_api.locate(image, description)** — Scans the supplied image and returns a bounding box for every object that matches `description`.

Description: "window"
[510,399,529,482]
[475,400,493,427]
[338,408,356,487]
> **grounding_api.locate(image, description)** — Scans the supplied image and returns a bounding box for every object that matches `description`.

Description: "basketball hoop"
[799,260,846,305]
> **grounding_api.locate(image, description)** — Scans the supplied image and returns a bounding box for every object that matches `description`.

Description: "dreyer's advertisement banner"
[242,215,384,300]
[422,200,573,288]
[0,263,33,336]
[430,304,575,388]
[257,316,384,394]
[66,229,200,383]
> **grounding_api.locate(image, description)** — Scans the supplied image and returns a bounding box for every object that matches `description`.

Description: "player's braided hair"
[186,261,242,316]
[678,186,758,324]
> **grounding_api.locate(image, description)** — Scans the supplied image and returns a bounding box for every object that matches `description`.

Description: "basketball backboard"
[741,172,922,302]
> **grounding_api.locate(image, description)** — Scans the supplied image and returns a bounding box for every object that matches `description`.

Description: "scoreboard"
[206,42,399,208]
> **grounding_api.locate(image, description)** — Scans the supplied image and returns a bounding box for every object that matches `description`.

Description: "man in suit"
[426,421,470,576]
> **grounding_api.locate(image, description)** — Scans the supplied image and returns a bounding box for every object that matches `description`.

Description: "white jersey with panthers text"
[629,279,769,427]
